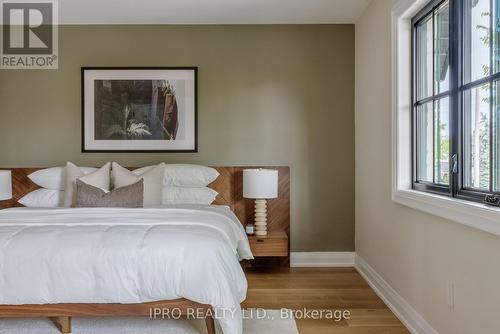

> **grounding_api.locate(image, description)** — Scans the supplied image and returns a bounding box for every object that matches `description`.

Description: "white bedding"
[0,205,253,334]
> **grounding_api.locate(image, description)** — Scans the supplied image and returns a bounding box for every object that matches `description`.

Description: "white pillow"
[161,187,218,205]
[112,162,165,207]
[19,189,64,208]
[63,162,111,207]
[28,166,97,190]
[134,164,219,187]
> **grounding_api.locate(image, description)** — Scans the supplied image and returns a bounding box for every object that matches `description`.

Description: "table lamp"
[243,169,278,236]
[0,170,12,201]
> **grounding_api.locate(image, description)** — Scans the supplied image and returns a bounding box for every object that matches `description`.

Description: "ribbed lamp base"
[254,199,268,236]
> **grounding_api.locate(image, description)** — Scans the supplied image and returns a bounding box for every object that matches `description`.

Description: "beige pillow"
[63,162,111,207]
[75,179,143,208]
[111,162,165,207]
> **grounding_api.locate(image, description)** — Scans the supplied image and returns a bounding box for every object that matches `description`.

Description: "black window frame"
[412,0,500,204]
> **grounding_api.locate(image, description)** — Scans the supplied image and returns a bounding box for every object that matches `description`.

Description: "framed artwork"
[81,67,197,152]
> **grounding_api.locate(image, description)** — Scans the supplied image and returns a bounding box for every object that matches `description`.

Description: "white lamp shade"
[0,170,12,201]
[243,169,278,199]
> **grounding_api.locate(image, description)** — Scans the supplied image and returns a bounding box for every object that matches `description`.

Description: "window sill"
[393,189,500,237]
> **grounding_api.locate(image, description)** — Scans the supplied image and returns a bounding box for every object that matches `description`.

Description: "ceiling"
[59,0,372,25]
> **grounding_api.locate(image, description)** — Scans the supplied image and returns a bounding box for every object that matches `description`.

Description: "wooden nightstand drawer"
[248,231,288,257]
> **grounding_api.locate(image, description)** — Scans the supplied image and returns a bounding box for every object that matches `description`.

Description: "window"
[412,0,500,204]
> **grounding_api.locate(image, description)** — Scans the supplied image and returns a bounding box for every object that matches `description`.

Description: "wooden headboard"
[0,166,290,239]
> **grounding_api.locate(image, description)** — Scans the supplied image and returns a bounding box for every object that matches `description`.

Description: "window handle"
[484,195,500,207]
[451,154,458,174]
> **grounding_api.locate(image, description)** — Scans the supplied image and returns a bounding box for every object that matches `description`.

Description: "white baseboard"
[290,252,355,267]
[354,255,438,334]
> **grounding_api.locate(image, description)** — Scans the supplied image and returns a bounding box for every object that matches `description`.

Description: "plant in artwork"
[104,105,152,139]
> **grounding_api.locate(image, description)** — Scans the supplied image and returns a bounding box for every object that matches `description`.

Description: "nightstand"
[248,231,288,257]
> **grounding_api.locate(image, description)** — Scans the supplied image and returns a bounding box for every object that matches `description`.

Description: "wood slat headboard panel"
[0,166,290,235]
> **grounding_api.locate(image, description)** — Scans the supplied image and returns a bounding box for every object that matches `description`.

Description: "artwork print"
[82,68,197,152]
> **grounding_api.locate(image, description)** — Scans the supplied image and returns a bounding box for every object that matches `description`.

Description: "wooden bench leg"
[50,316,72,334]
[205,315,215,334]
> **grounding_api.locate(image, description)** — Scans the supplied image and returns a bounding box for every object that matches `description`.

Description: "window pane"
[494,81,500,191]
[493,0,500,73]
[435,2,450,94]
[417,16,433,99]
[435,97,450,184]
[464,83,491,190]
[417,102,434,182]
[463,0,491,83]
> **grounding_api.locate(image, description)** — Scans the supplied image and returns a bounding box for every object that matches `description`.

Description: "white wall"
[355,1,500,333]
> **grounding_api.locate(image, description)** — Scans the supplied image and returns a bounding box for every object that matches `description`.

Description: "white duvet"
[0,205,253,334]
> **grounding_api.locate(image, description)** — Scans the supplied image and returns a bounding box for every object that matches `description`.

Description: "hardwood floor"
[243,267,409,334]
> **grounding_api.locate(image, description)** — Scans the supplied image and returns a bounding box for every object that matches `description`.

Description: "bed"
[0,205,252,333]
[0,166,290,334]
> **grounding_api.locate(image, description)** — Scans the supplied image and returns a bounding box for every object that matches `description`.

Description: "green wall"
[0,25,355,251]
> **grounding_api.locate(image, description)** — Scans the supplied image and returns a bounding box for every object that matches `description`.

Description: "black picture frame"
[81,67,198,153]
